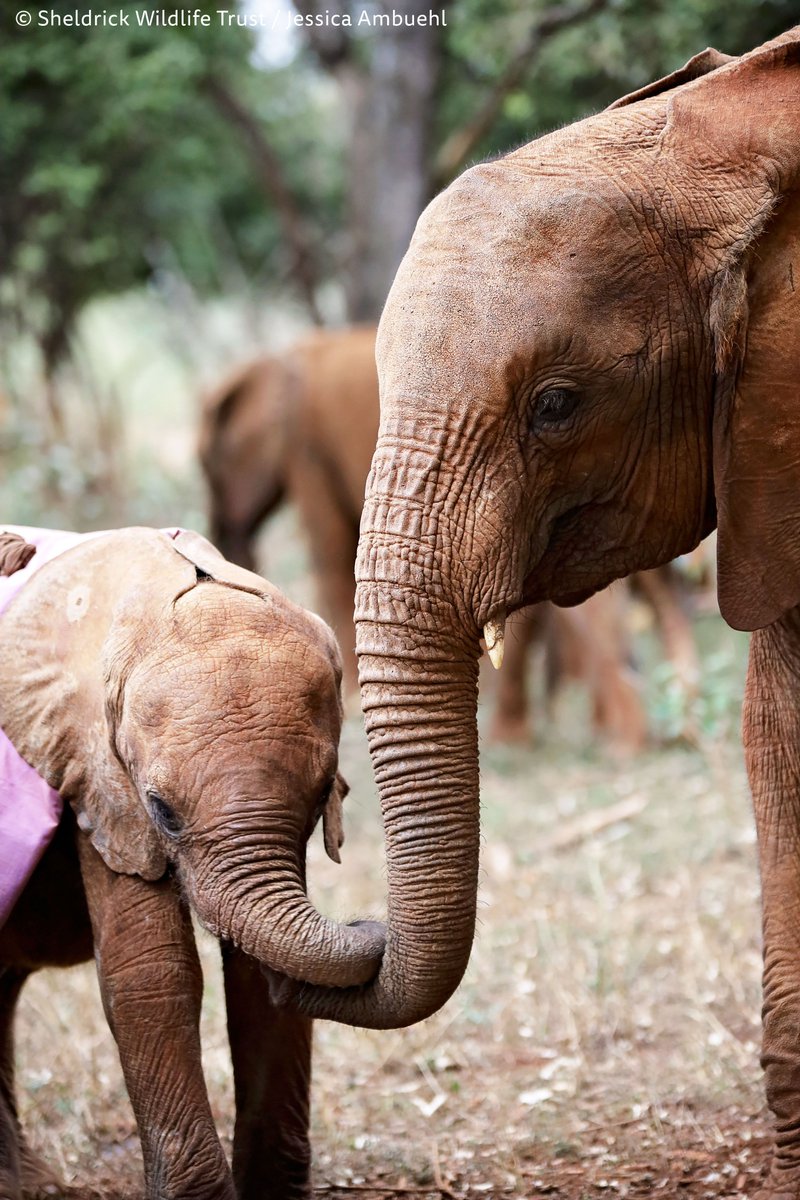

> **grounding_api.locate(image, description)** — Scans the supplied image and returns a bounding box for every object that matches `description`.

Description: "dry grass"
[13,606,769,1198]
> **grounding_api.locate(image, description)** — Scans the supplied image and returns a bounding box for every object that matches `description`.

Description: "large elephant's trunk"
[186,837,385,989]
[288,495,484,1028]
[350,605,481,1024]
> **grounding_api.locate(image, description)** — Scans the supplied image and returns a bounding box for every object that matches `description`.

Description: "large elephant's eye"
[532,387,580,427]
[146,790,183,840]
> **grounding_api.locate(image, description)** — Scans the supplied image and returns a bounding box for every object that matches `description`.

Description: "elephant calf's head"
[0,527,384,989]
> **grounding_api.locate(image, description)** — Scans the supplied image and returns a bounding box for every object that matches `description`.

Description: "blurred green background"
[2,0,798,536]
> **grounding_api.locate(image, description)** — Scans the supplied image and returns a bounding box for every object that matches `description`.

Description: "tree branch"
[202,75,324,324]
[433,0,611,188]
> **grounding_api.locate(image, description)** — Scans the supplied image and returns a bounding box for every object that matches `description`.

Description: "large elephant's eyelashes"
[146,790,183,839]
[531,387,581,427]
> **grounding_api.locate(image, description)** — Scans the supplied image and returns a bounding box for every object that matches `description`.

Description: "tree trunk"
[341,5,445,320]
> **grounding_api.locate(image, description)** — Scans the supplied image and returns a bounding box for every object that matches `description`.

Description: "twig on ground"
[431,1139,457,1199]
[535,794,648,855]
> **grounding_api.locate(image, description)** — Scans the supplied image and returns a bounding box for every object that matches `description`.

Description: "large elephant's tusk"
[483,614,506,670]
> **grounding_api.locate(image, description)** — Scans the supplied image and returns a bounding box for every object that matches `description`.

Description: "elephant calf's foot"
[0,1169,21,1200]
[235,1162,311,1200]
[18,1143,62,1199]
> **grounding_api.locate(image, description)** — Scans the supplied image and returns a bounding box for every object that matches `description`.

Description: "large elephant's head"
[279,29,800,1029]
[0,528,383,986]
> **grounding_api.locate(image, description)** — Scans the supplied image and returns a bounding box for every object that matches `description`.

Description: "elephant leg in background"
[746,609,800,1200]
[489,606,547,742]
[634,564,699,687]
[290,453,360,696]
[223,946,312,1200]
[78,837,235,1200]
[550,588,647,754]
[490,590,647,752]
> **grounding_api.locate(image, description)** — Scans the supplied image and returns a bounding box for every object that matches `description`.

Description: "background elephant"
[493,563,700,749]
[0,526,382,1200]
[268,29,800,1200]
[492,591,647,751]
[199,327,378,693]
[199,330,697,740]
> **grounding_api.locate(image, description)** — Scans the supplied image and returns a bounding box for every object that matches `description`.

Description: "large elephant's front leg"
[222,946,312,1200]
[746,609,800,1200]
[78,838,234,1200]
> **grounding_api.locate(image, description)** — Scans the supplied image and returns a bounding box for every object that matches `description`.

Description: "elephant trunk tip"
[328,918,387,987]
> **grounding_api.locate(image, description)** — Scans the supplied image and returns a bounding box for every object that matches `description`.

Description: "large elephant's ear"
[606,46,733,109]
[711,197,800,631]
[662,31,800,632]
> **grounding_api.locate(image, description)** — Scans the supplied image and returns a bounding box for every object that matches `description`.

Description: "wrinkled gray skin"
[279,28,800,1200]
[0,527,383,1200]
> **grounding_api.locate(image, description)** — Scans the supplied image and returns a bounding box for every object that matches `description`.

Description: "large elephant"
[273,28,800,1198]
[0,526,382,1200]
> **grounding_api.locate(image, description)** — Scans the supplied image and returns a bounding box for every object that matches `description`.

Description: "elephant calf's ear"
[322,773,348,864]
[76,758,169,882]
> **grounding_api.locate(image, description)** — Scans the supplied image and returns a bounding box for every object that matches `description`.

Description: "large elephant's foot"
[751,1150,800,1200]
[753,1180,800,1200]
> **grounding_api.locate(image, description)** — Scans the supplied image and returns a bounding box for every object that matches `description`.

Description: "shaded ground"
[57,1111,773,1199]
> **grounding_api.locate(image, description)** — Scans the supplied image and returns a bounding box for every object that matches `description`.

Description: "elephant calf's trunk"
[190,858,385,989]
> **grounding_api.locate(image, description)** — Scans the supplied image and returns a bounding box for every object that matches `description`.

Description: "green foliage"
[439,0,800,163]
[0,2,338,365]
[4,0,800,530]
[5,0,799,364]
[645,624,748,743]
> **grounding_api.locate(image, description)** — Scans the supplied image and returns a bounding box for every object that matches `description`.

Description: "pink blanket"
[0,527,180,928]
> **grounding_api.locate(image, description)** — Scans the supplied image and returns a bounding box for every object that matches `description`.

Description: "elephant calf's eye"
[531,387,581,427]
[146,790,183,840]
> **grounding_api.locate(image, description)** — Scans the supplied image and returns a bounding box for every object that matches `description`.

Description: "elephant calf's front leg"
[79,839,235,1200]
[746,608,800,1200]
[223,946,312,1200]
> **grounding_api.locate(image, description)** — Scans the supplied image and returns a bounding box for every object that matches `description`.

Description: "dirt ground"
[11,590,769,1199]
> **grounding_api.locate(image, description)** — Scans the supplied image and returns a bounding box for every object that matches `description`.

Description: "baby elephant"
[0,526,384,1200]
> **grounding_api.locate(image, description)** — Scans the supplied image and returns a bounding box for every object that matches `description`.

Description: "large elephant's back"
[293,326,380,522]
